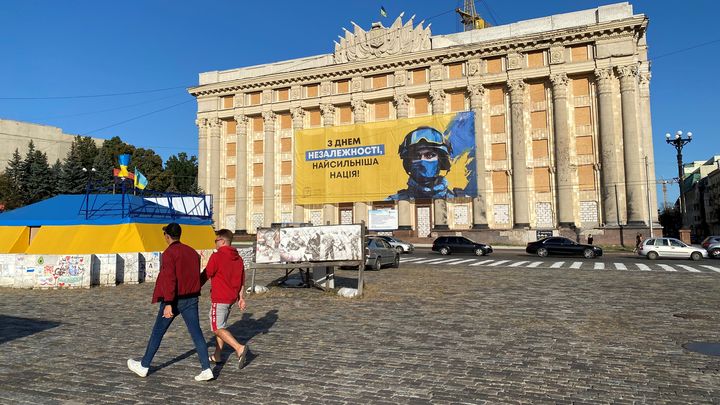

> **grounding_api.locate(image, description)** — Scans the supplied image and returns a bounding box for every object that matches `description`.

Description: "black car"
[431,236,493,256]
[525,237,602,258]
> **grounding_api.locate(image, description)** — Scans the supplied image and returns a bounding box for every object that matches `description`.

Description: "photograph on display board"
[255,225,363,264]
[255,228,280,264]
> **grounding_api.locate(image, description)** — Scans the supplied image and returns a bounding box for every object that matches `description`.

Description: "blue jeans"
[141,296,211,370]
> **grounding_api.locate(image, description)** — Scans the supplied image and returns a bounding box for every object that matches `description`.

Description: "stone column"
[429,89,449,230]
[233,114,248,233]
[550,73,575,228]
[393,94,412,231]
[508,79,530,228]
[291,107,305,223]
[617,64,645,226]
[639,71,659,224]
[195,118,209,193]
[469,84,488,229]
[262,111,276,227]
[430,89,446,115]
[351,100,368,221]
[208,117,222,224]
[351,99,366,124]
[595,68,621,226]
[320,104,336,224]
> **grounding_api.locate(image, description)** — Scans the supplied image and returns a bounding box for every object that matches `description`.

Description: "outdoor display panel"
[255,224,363,264]
[294,111,477,204]
[368,208,399,231]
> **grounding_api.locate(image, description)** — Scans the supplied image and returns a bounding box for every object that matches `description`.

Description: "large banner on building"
[295,112,476,204]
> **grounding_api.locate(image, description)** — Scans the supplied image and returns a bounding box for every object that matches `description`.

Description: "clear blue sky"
[1,1,718,205]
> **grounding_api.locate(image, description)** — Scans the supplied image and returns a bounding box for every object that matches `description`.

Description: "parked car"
[431,236,493,256]
[525,237,603,258]
[365,236,400,270]
[706,242,720,259]
[701,236,720,250]
[376,235,414,254]
[638,237,707,261]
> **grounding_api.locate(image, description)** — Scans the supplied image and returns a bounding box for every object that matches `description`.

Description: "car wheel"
[537,247,548,257]
[647,251,658,260]
[440,247,450,255]
[391,254,400,268]
[474,248,484,256]
[583,248,595,259]
[691,252,702,261]
[372,257,382,270]
[396,246,404,254]
[710,249,720,259]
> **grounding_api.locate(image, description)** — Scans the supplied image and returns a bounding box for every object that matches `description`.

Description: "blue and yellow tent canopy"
[0,194,215,254]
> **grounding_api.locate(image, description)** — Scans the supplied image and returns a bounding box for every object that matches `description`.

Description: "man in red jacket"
[201,228,248,369]
[127,223,214,381]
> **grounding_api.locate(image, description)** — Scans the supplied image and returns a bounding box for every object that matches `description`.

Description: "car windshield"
[670,239,686,247]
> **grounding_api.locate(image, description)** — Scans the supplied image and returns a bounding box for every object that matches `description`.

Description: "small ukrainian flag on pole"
[134,168,148,190]
[380,6,387,18]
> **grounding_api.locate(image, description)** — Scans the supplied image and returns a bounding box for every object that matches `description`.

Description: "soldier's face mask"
[410,159,439,182]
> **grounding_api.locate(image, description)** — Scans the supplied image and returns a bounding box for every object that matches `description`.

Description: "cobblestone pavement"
[2,264,720,404]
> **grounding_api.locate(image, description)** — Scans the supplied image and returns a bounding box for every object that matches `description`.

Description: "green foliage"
[162,152,200,194]
[59,143,87,194]
[19,141,55,204]
[659,207,682,238]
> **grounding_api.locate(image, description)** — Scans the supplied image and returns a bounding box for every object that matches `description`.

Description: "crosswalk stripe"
[593,262,605,270]
[570,261,583,269]
[550,261,565,268]
[413,258,448,264]
[469,259,495,266]
[399,257,423,263]
[658,264,677,272]
[449,259,477,265]
[508,261,529,267]
[488,260,511,267]
[439,258,468,265]
[677,265,701,273]
[635,263,652,271]
[527,261,543,268]
[701,265,720,273]
[614,263,627,270]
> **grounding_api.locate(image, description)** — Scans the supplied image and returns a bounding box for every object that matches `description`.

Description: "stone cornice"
[189,16,647,98]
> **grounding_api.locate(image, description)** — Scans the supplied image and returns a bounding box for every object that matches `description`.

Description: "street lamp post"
[665,130,692,217]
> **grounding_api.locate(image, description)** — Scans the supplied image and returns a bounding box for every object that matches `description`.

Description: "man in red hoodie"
[127,223,214,381]
[201,228,248,369]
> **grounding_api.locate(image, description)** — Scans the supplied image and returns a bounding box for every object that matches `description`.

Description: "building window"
[574,106,592,127]
[372,100,391,121]
[578,165,596,191]
[222,95,234,109]
[531,111,547,130]
[248,92,261,106]
[492,171,509,193]
[491,143,507,161]
[281,161,292,176]
[527,51,545,68]
[279,113,292,130]
[447,62,465,79]
[371,74,389,90]
[307,109,321,127]
[225,120,237,134]
[488,87,504,106]
[411,95,429,116]
[226,187,236,206]
[411,68,428,84]
[252,187,263,205]
[305,84,319,98]
[253,140,263,154]
[572,77,590,96]
[226,165,236,180]
[276,88,290,102]
[253,163,263,177]
[570,44,589,62]
[532,139,548,159]
[281,184,292,204]
[226,142,236,158]
[533,167,551,193]
[490,115,505,134]
[576,136,593,155]
[252,116,263,133]
[448,91,466,112]
[337,105,352,124]
[486,57,504,73]
[280,138,292,153]
[335,79,350,94]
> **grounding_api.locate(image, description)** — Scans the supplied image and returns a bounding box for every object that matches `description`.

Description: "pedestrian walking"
[587,234,594,245]
[201,229,249,369]
[127,222,214,381]
[633,233,644,253]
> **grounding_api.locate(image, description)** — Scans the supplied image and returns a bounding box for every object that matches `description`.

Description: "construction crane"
[456,0,489,31]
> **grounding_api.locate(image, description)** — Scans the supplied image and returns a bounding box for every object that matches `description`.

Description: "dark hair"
[163,222,182,239]
[215,229,234,243]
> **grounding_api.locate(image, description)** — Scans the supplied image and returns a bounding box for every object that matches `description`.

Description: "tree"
[92,136,135,190]
[0,173,23,211]
[659,207,682,238]
[131,147,164,189]
[59,143,87,194]
[50,159,62,194]
[162,152,200,194]
[19,141,55,204]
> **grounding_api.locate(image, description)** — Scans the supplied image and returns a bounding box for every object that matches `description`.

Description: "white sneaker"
[127,359,148,377]
[194,368,214,381]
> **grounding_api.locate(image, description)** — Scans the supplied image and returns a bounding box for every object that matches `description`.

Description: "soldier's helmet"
[398,127,453,173]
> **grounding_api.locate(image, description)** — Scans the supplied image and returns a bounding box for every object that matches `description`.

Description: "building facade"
[190,2,658,244]
[682,156,720,239]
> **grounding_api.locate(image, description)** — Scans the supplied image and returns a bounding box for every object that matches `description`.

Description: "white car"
[638,237,708,261]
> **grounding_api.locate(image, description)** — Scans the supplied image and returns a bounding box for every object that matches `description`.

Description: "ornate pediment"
[333,13,432,64]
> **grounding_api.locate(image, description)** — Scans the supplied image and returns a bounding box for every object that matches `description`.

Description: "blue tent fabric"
[0,194,212,226]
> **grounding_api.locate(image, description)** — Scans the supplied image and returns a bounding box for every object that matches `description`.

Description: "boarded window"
[253,163,263,177]
[486,57,503,73]
[225,187,236,205]
[492,171,509,193]
[222,96,234,109]
[305,84,319,98]
[412,95,429,115]
[578,165,595,190]
[572,77,590,96]
[490,115,506,134]
[248,92,261,105]
[411,68,427,84]
[527,51,545,68]
[374,101,390,120]
[253,140,263,154]
[448,62,464,79]
[338,105,352,124]
[489,88,504,106]
[533,168,551,193]
[532,139,548,159]
[576,136,594,155]
[226,142,236,158]
[531,111,547,129]
[280,138,292,153]
[279,113,291,129]
[449,92,465,112]
[336,79,350,94]
[226,120,237,134]
[276,88,289,102]
[252,186,263,205]
[226,165,236,179]
[281,184,292,204]
[281,161,292,176]
[308,109,321,126]
[371,74,388,89]
[575,106,592,126]
[571,45,589,62]
[252,116,263,132]
[529,83,545,103]
[491,143,507,161]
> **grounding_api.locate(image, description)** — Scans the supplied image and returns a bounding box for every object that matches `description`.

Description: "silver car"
[376,235,414,254]
[638,237,707,261]
[706,242,720,259]
[365,236,400,270]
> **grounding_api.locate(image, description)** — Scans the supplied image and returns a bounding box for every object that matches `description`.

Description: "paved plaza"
[2,263,720,404]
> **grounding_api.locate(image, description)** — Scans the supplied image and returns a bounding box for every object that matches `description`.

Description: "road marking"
[570,261,583,269]
[635,263,652,271]
[413,258,448,264]
[469,259,495,266]
[488,260,511,267]
[449,259,477,265]
[701,265,720,273]
[508,261,529,267]
[526,261,543,268]
[399,257,423,263]
[593,262,605,270]
[550,261,565,268]
[614,263,627,270]
[439,258,469,265]
[677,265,701,273]
[658,264,677,272]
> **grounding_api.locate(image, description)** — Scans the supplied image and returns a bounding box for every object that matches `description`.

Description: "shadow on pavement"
[0,315,61,345]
